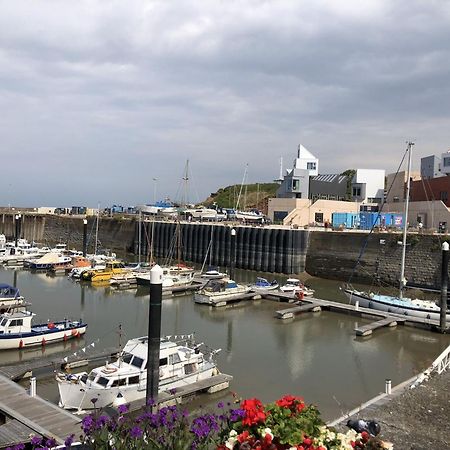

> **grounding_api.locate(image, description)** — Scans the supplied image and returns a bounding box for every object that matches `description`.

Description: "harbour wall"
[1,214,447,287]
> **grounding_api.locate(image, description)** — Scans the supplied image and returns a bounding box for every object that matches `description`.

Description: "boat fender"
[63,333,67,341]
[48,322,55,329]
[71,329,78,337]
[41,337,46,346]
[19,339,24,349]
[296,290,304,301]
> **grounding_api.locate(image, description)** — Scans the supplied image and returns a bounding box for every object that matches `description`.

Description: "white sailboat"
[345,142,450,321]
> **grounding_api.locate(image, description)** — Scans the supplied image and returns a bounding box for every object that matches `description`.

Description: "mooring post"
[440,241,449,333]
[82,219,88,257]
[29,377,36,397]
[385,378,392,395]
[146,264,163,406]
[14,214,19,247]
[229,228,236,280]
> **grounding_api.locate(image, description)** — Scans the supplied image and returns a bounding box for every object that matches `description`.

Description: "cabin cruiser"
[249,277,279,291]
[280,278,314,297]
[81,261,128,283]
[135,264,196,287]
[201,267,227,280]
[56,335,221,411]
[194,279,251,304]
[0,310,86,350]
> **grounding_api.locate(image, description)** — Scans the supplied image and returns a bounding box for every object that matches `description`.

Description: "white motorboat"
[280,278,314,297]
[201,267,227,279]
[0,284,24,310]
[194,279,251,304]
[0,310,86,350]
[56,335,221,411]
[136,265,196,287]
[250,277,279,291]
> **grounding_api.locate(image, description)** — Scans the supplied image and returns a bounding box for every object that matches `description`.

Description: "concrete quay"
[330,345,450,449]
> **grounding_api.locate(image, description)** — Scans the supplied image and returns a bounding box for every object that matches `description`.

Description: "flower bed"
[6,395,392,450]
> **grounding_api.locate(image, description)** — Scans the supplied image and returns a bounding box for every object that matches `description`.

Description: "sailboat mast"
[94,204,100,256]
[235,164,248,210]
[399,141,414,298]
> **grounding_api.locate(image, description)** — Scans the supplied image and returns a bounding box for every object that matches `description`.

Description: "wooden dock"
[194,292,260,307]
[127,373,233,412]
[270,295,447,333]
[0,346,119,381]
[355,316,406,336]
[275,302,321,319]
[0,374,81,445]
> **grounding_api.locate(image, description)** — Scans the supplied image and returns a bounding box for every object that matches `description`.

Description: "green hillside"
[204,183,279,209]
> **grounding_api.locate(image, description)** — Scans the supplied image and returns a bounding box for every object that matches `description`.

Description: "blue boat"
[251,277,279,291]
[0,284,24,311]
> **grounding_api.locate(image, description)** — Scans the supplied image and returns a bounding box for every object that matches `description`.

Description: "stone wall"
[306,230,444,288]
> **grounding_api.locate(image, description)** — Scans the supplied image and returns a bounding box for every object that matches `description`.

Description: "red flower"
[237,430,250,443]
[303,437,312,446]
[241,398,267,426]
[361,431,370,443]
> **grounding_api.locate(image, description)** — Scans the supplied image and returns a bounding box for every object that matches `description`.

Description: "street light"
[153,178,158,204]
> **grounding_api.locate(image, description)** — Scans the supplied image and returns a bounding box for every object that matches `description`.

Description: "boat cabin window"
[131,356,144,369]
[129,375,139,385]
[0,318,7,326]
[169,353,181,364]
[184,363,197,375]
[112,378,127,387]
[80,374,88,384]
[9,319,23,327]
[160,357,168,366]
[97,377,109,387]
[122,353,133,364]
[88,372,97,382]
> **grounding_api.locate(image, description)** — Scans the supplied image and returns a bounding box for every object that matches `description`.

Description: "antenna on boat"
[118,323,123,367]
[399,141,414,298]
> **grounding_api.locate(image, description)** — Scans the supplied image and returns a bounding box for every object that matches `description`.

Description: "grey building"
[276,168,310,199]
[309,174,348,201]
[421,155,442,179]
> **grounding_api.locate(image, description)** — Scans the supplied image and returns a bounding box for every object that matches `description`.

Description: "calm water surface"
[1,267,449,421]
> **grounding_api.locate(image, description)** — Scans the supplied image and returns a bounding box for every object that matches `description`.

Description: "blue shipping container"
[332,212,358,229]
[359,212,381,230]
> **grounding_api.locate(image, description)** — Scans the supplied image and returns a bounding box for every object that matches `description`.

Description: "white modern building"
[351,169,385,204]
[440,151,450,176]
[276,145,319,199]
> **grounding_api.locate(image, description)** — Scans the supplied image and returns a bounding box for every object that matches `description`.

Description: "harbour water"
[0,267,449,421]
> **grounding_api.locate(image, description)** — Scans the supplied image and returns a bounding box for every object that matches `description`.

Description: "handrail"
[430,343,450,375]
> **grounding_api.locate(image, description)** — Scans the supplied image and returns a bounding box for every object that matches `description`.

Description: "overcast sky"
[1,0,450,208]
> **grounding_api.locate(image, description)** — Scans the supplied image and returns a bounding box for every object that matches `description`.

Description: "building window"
[292,179,300,191]
[315,213,324,223]
[307,162,316,170]
[352,187,361,197]
[274,211,288,222]
[440,191,448,201]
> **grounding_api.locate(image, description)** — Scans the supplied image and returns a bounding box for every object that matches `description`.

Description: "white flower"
[263,428,274,439]
[229,430,238,437]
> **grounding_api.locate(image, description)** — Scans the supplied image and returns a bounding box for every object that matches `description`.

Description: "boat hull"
[344,289,450,321]
[0,324,86,350]
[57,366,216,410]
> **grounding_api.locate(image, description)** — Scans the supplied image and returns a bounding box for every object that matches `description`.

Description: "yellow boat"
[82,261,128,283]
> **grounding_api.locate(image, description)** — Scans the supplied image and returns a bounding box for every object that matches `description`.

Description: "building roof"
[311,174,347,184]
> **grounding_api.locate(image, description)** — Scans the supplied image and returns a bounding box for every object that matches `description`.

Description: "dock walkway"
[269,295,447,333]
[0,374,81,445]
[0,346,119,381]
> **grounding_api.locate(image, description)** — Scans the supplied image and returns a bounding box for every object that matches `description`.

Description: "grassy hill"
[203,183,279,209]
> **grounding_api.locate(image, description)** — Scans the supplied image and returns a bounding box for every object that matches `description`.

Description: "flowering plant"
[6,394,392,450]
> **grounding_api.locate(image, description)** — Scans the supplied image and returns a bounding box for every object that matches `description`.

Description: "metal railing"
[430,343,450,375]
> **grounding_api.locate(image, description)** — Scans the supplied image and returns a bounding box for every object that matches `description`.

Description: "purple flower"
[229,408,245,422]
[96,415,109,428]
[45,438,57,448]
[169,388,177,395]
[31,436,42,446]
[130,426,143,439]
[13,445,25,450]
[64,434,75,449]
[217,401,224,409]
[81,415,95,434]
[146,397,155,406]
[117,403,128,414]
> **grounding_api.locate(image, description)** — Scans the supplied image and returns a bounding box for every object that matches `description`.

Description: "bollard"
[385,378,392,395]
[29,376,37,397]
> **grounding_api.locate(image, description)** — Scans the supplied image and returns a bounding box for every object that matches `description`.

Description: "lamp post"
[153,178,158,204]
[440,241,449,332]
[82,219,88,257]
[229,228,236,281]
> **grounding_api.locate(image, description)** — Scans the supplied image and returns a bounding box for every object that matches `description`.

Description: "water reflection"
[0,267,449,421]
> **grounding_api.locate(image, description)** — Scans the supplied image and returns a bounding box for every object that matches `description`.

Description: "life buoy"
[19,339,24,349]
[102,366,118,374]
